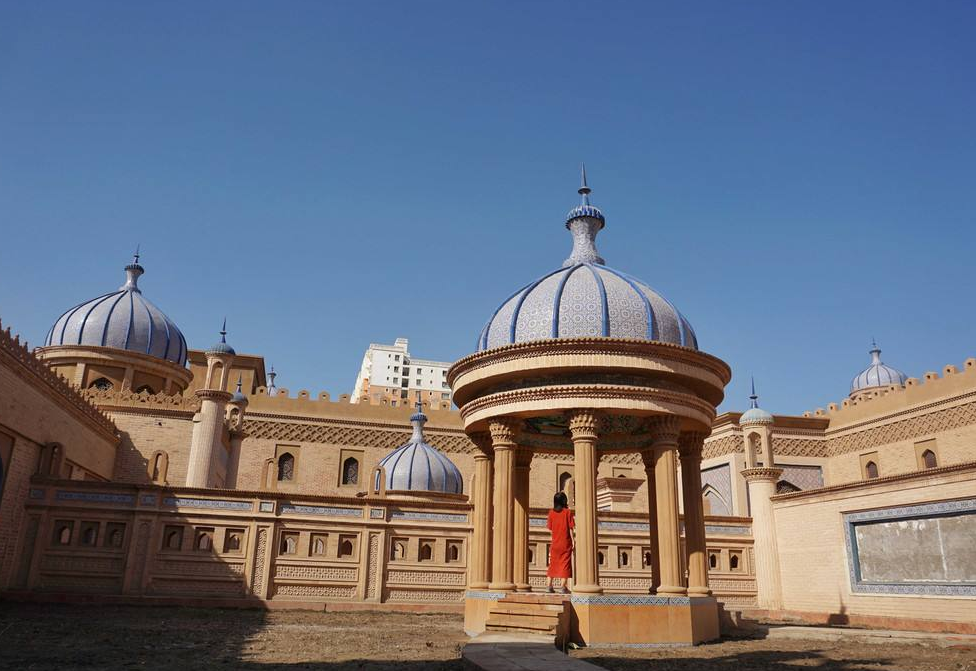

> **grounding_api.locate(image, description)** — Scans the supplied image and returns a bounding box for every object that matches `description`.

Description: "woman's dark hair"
[553,491,568,512]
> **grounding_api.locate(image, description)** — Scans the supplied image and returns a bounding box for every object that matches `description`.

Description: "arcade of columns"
[466,413,711,598]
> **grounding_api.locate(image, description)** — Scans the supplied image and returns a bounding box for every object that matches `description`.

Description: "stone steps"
[484,592,570,647]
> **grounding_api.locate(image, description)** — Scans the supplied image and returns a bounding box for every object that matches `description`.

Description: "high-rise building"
[351,337,452,408]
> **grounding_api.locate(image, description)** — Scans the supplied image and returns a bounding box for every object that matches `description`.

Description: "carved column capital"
[678,431,708,460]
[646,415,682,447]
[488,418,520,448]
[468,431,493,458]
[741,466,783,483]
[567,410,600,441]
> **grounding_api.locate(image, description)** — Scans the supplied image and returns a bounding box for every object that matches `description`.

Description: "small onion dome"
[477,165,697,351]
[207,319,236,356]
[45,252,188,365]
[375,403,463,494]
[740,378,773,425]
[850,341,907,395]
[231,375,248,405]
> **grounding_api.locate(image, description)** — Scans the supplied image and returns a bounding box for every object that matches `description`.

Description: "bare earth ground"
[1,603,974,671]
[573,636,976,671]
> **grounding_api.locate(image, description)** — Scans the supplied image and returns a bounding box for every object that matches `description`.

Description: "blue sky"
[1,1,973,414]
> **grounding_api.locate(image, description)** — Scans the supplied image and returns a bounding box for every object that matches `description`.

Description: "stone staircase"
[484,593,570,647]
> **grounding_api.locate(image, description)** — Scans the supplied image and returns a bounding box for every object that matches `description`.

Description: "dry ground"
[574,635,976,671]
[1,602,973,671]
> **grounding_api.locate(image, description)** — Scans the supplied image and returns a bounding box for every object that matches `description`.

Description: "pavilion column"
[513,446,533,591]
[648,416,686,595]
[742,466,784,610]
[679,432,710,596]
[488,418,519,591]
[468,432,493,590]
[639,447,661,593]
[569,410,602,594]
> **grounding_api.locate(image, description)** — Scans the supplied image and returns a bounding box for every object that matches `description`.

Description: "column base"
[469,581,490,590]
[488,581,515,591]
[688,586,712,597]
[656,585,688,596]
[515,583,532,592]
[571,583,603,595]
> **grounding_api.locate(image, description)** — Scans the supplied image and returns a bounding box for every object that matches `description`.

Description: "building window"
[150,451,168,484]
[105,523,125,548]
[597,551,605,566]
[447,541,461,563]
[419,542,433,561]
[391,539,407,560]
[277,453,295,481]
[342,457,359,485]
[163,526,183,551]
[415,379,421,386]
[80,522,98,546]
[619,550,629,567]
[708,552,719,569]
[195,528,214,551]
[280,533,298,555]
[338,537,355,558]
[528,547,535,564]
[53,521,74,545]
[393,366,399,372]
[729,551,742,571]
[310,534,327,556]
[643,551,653,568]
[225,530,244,553]
[89,377,113,391]
[393,377,399,384]
[395,355,400,361]
[865,461,879,479]
[922,449,937,469]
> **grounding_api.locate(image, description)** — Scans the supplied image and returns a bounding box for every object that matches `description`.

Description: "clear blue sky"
[1,1,973,414]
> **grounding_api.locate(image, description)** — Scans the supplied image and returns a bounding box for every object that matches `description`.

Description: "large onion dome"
[45,253,187,366]
[375,403,463,494]
[740,378,773,425]
[850,341,907,395]
[477,165,698,351]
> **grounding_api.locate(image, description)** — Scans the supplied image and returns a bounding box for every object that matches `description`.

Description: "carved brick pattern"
[365,534,380,599]
[273,584,356,599]
[40,575,120,593]
[155,560,245,577]
[702,435,742,460]
[708,578,757,591]
[274,565,356,581]
[385,589,464,603]
[250,528,267,595]
[84,388,201,413]
[15,516,40,587]
[386,570,465,586]
[41,556,123,574]
[153,579,244,596]
[717,594,758,607]
[244,420,476,454]
[598,576,651,589]
[772,437,830,458]
[828,401,976,455]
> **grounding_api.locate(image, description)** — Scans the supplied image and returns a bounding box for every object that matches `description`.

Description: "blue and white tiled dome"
[850,342,907,395]
[375,403,463,494]
[740,379,773,425]
[45,255,188,366]
[477,166,697,352]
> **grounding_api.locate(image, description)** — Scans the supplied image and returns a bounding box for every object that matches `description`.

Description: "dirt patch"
[0,602,467,670]
[573,635,976,671]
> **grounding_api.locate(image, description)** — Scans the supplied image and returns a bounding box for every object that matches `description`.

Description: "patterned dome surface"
[740,380,773,424]
[477,167,697,352]
[375,405,463,494]
[45,258,187,366]
[850,343,907,394]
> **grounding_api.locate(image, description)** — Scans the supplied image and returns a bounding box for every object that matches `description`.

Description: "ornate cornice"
[243,418,478,455]
[741,467,783,483]
[196,389,233,403]
[825,399,976,456]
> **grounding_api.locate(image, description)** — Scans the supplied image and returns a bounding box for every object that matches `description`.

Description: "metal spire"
[579,162,591,205]
[133,244,140,265]
[235,374,243,394]
[267,365,277,396]
[749,376,759,409]
[220,317,227,343]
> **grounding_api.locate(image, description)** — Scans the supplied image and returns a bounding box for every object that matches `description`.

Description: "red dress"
[546,508,575,578]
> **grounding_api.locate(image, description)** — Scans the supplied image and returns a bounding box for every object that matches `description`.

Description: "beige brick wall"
[108,411,195,485]
[772,466,976,626]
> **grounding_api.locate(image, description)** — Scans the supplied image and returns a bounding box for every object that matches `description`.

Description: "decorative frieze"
[56,491,135,505]
[278,503,362,518]
[244,418,476,455]
[273,565,357,581]
[273,584,356,599]
[385,588,464,603]
[386,570,466,586]
[162,497,251,511]
[155,560,245,577]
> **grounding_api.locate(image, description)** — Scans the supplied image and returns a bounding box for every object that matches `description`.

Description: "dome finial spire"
[749,376,759,409]
[267,365,277,396]
[869,339,882,365]
[133,244,140,265]
[563,163,606,266]
[579,162,591,205]
[410,399,428,442]
[121,248,145,291]
[220,317,228,343]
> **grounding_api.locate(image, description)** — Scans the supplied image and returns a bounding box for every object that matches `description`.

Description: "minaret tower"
[225,374,249,488]
[738,379,783,610]
[186,320,236,488]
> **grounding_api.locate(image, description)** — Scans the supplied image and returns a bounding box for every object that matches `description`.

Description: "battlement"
[82,387,202,413]
[0,318,117,438]
[804,357,976,428]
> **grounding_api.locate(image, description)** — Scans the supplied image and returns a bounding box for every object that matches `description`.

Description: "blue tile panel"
[139,494,158,506]
[162,497,252,511]
[56,491,135,505]
[369,508,386,519]
[29,488,45,499]
[465,590,509,600]
[844,497,976,597]
[279,504,362,517]
[258,501,275,512]
[390,510,467,524]
[570,594,692,605]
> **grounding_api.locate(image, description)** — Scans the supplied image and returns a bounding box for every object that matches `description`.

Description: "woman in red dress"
[546,491,574,593]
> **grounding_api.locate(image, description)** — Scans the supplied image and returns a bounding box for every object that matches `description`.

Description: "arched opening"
[89,377,113,391]
[708,552,718,569]
[776,480,801,494]
[280,535,297,555]
[643,551,653,568]
[865,461,879,479]
[449,544,460,562]
[341,457,359,485]
[82,526,97,546]
[196,530,213,551]
[150,452,168,484]
[339,539,354,558]
[277,453,295,481]
[312,537,326,555]
[165,529,182,550]
[597,551,605,566]
[922,449,937,469]
[134,384,155,394]
[47,443,62,477]
[419,543,433,561]
[729,554,740,570]
[701,485,730,517]
[391,541,406,560]
[58,525,71,545]
[109,530,123,547]
[528,548,534,564]
[558,471,572,492]
[620,551,629,567]
[226,532,242,552]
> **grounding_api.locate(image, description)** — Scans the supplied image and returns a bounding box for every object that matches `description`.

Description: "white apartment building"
[351,337,453,408]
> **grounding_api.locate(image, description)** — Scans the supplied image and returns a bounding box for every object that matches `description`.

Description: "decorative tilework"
[529,517,547,527]
[162,497,251,511]
[258,501,275,513]
[701,463,732,516]
[390,510,467,524]
[56,491,135,505]
[139,494,157,506]
[465,590,507,600]
[598,521,650,532]
[570,594,693,605]
[279,504,362,518]
[369,508,386,519]
[29,488,45,500]
[703,525,751,536]
[844,498,976,597]
[778,464,824,491]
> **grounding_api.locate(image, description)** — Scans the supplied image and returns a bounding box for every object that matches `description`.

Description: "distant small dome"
[375,404,463,494]
[266,366,278,396]
[207,319,236,356]
[477,166,697,351]
[740,379,773,425]
[231,376,248,405]
[850,342,907,395]
[45,255,187,366]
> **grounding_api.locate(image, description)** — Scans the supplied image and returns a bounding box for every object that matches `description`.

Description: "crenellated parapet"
[82,387,202,414]
[0,319,117,439]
